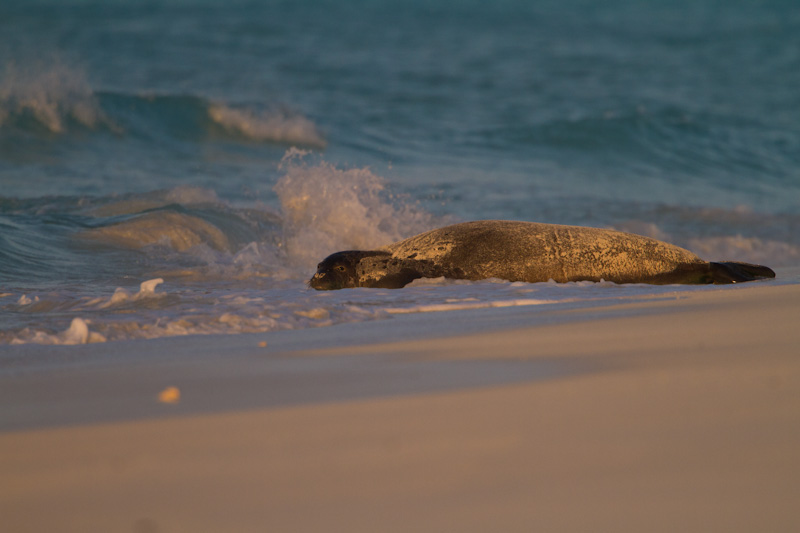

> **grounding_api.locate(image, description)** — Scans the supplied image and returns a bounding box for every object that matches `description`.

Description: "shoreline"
[1,282,799,531]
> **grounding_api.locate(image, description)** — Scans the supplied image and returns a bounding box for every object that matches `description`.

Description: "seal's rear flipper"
[708,261,776,283]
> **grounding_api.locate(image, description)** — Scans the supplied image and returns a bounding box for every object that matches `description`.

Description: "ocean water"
[1,0,799,344]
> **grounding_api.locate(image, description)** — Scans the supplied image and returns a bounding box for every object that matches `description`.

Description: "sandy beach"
[1,281,799,532]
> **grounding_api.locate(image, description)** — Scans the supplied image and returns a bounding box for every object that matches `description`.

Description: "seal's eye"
[335,265,346,272]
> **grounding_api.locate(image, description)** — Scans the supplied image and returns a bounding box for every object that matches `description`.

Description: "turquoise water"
[2,0,799,343]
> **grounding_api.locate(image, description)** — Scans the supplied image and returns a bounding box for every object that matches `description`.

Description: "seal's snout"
[309,269,339,290]
[309,271,324,288]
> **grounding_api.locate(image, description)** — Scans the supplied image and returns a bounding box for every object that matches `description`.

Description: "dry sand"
[1,282,799,532]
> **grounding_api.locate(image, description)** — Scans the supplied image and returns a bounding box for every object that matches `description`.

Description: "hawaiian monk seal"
[308,220,775,290]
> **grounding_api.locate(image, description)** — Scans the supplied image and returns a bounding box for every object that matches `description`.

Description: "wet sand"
[1,282,798,532]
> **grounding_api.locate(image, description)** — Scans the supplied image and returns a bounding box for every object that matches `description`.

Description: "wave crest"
[208,104,325,147]
[0,60,115,134]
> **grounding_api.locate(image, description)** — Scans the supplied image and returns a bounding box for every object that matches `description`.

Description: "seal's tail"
[708,261,776,284]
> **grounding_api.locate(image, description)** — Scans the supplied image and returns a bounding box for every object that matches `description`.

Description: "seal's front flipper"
[708,261,776,283]
[368,269,423,288]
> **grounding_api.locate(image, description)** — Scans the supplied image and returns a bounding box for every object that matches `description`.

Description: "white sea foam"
[4,276,386,344]
[385,298,554,314]
[208,104,326,147]
[3,267,727,346]
[10,317,106,345]
[60,318,107,345]
[93,278,165,309]
[17,294,38,306]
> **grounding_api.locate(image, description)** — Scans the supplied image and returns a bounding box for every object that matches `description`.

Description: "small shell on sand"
[157,386,181,404]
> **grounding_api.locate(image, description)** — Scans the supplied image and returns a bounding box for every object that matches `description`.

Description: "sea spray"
[274,149,443,268]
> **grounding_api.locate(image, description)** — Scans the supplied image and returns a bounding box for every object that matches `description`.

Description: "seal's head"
[309,250,392,290]
[309,251,362,290]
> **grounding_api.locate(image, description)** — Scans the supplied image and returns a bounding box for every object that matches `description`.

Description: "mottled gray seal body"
[309,220,775,290]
